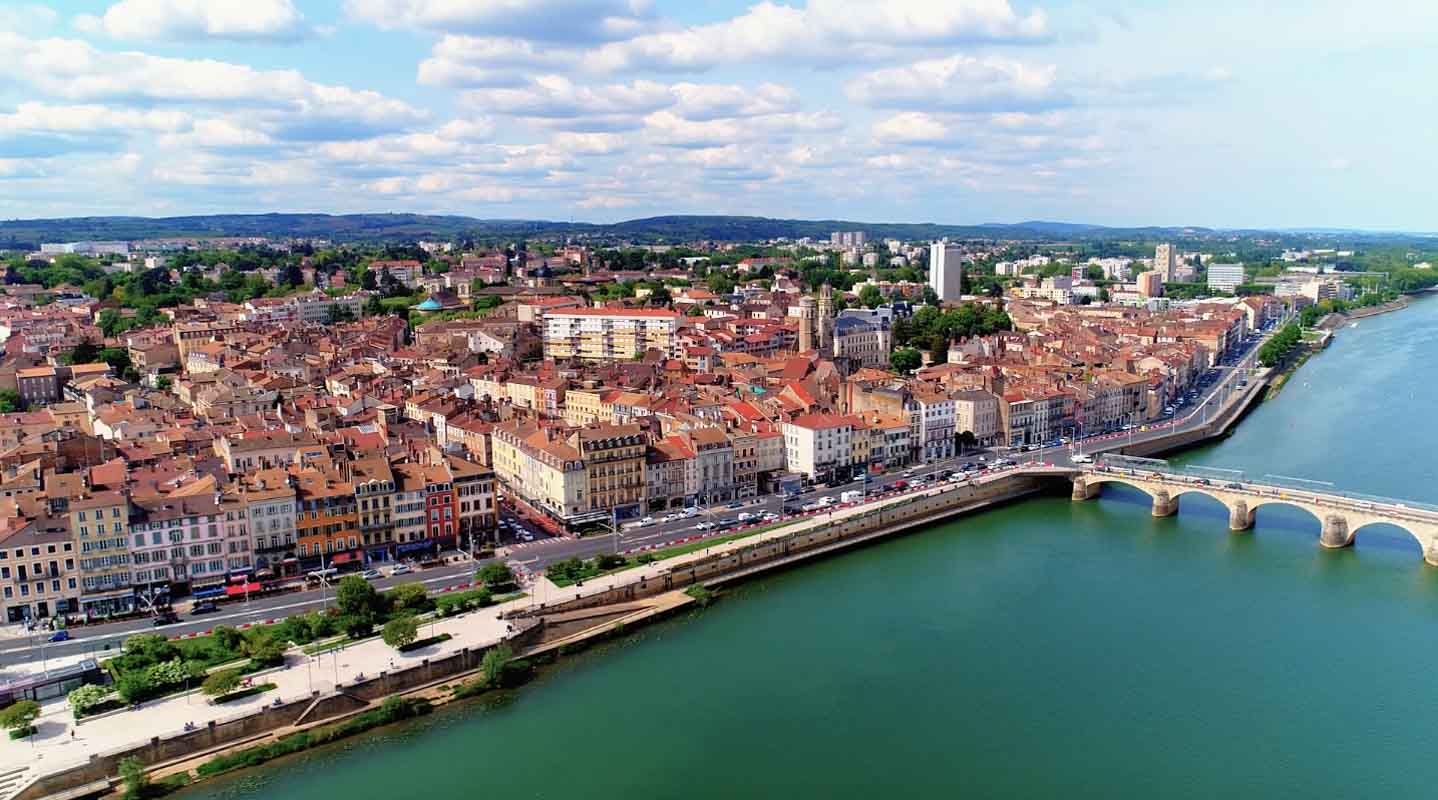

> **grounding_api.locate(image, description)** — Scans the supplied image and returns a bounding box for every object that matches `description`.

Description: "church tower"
[798,295,816,353]
[817,283,835,352]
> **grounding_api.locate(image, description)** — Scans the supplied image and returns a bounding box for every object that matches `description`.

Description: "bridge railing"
[1092,455,1438,515]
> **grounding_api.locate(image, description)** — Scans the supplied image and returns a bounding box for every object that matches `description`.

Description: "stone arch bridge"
[1070,466,1438,565]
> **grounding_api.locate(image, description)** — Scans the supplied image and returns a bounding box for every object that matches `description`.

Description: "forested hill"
[0,212,1426,249]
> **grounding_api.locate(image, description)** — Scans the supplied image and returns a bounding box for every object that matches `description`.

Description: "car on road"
[390,564,412,577]
[681,507,699,518]
[891,480,909,490]
[818,496,836,507]
[717,517,738,528]
[361,569,383,580]
[638,516,656,526]
[696,521,716,531]
[738,512,754,522]
[190,601,219,616]
[761,512,780,522]
[152,611,180,627]
[725,501,744,510]
[1223,482,1244,490]
[48,630,71,642]
[800,501,823,512]
[1071,453,1093,464]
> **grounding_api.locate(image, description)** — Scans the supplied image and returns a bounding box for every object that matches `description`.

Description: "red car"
[892,480,909,490]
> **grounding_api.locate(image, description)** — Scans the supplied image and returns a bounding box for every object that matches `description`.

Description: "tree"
[481,643,513,687]
[958,430,979,453]
[0,388,20,413]
[119,756,150,799]
[201,669,243,698]
[382,615,419,650]
[477,562,515,591]
[387,582,432,614]
[359,267,377,291]
[858,284,883,309]
[68,684,110,717]
[685,305,705,317]
[212,625,244,655]
[363,293,385,317]
[115,671,154,704]
[922,286,941,307]
[336,575,383,638]
[155,376,173,392]
[0,699,39,735]
[69,340,100,365]
[889,347,923,374]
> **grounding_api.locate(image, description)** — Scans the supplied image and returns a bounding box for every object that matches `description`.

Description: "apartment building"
[350,457,396,562]
[128,495,227,598]
[571,423,647,522]
[292,468,358,568]
[70,491,132,617]
[952,390,1002,447]
[783,414,853,483]
[229,469,297,578]
[491,420,587,528]
[543,308,683,361]
[448,455,498,550]
[0,517,80,622]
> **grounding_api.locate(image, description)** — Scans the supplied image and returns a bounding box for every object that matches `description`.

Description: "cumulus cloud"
[462,76,817,136]
[847,55,1069,113]
[418,35,580,88]
[1,33,426,140]
[345,0,654,42]
[584,0,1048,72]
[74,0,314,43]
[0,102,190,157]
[872,112,954,146]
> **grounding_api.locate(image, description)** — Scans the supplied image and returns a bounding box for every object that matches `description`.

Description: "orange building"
[291,467,359,569]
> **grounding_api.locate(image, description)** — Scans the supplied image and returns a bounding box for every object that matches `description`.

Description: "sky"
[0,0,1434,230]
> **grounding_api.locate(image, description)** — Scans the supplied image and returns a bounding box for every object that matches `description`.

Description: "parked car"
[190,601,219,616]
[390,564,412,577]
[152,611,180,627]
[360,569,383,580]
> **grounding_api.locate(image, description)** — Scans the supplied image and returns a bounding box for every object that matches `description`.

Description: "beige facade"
[543,309,682,361]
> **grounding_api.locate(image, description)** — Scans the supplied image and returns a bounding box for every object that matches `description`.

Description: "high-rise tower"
[798,295,817,353]
[817,283,835,352]
[929,242,962,302]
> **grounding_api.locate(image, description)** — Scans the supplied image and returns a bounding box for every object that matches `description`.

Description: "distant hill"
[0,212,1427,249]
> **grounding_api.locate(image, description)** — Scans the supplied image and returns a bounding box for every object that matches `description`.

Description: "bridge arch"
[1349,520,1427,556]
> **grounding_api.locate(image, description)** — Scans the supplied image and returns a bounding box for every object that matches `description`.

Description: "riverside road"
[0,321,1274,673]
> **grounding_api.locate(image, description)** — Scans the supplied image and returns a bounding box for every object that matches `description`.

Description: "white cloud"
[345,0,654,42]
[847,54,1068,112]
[872,112,953,146]
[669,82,798,120]
[1,33,426,139]
[77,0,313,43]
[418,35,579,88]
[463,75,672,123]
[584,0,1047,72]
[0,4,58,33]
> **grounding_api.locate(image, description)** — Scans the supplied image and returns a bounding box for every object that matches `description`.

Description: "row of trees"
[1257,322,1302,367]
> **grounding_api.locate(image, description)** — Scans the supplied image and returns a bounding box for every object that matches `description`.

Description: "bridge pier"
[1228,500,1254,532]
[1071,478,1100,502]
[1425,536,1438,568]
[1151,489,1177,518]
[1319,514,1353,549]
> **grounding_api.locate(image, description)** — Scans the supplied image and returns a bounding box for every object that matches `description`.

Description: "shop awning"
[329,551,356,564]
[191,586,225,599]
[224,582,262,597]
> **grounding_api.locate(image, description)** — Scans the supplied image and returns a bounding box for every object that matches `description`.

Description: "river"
[183,297,1438,800]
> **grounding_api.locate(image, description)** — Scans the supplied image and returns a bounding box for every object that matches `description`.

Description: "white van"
[840,490,863,504]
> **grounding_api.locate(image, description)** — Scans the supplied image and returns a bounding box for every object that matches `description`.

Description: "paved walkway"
[1,467,1045,787]
[0,609,511,776]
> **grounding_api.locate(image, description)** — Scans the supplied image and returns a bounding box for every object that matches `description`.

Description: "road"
[0,319,1280,673]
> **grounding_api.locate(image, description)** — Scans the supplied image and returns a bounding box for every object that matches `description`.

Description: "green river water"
[184,297,1438,799]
